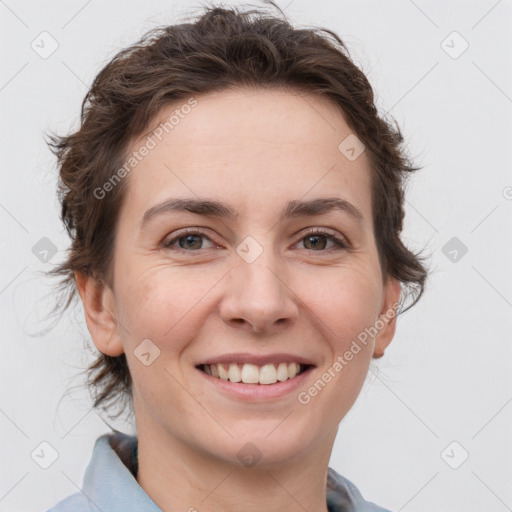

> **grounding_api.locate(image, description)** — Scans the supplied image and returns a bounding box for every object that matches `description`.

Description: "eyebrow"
[140,196,365,228]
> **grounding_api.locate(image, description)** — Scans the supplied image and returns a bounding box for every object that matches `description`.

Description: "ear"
[75,270,124,357]
[373,277,401,358]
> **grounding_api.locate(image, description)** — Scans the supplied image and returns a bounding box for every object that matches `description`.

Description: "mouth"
[196,361,313,385]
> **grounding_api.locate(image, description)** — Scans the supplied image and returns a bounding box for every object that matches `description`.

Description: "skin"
[76,85,401,512]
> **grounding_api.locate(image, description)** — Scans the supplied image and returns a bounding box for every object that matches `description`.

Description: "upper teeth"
[203,362,302,385]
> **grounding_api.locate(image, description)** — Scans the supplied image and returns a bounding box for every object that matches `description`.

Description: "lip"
[196,364,315,402]
[196,352,316,367]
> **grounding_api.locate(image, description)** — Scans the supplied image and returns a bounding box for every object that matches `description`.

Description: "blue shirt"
[46,430,392,512]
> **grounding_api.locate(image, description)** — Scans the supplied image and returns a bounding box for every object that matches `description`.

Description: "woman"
[45,2,428,511]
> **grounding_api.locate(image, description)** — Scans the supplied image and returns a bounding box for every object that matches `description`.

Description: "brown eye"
[298,229,349,251]
[303,234,329,250]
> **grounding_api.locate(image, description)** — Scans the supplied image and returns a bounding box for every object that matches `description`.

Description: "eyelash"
[161,227,350,253]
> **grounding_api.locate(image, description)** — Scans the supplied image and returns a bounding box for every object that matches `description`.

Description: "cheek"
[301,263,382,345]
[115,262,220,354]
[296,270,380,422]
[116,265,212,419]
[298,263,381,391]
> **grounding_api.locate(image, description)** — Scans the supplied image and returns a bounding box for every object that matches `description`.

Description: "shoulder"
[327,467,393,512]
[44,492,96,512]
[44,432,120,512]
[44,430,156,512]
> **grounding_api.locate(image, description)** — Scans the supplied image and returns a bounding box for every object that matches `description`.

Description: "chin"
[201,424,318,470]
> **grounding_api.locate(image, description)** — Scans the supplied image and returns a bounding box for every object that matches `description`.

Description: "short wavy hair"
[46,1,429,420]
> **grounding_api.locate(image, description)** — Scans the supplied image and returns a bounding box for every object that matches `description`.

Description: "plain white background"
[1,1,511,511]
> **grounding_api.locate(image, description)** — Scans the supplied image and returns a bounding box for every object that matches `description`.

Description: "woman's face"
[82,86,400,467]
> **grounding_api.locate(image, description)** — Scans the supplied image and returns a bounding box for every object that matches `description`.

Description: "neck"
[135,424,334,512]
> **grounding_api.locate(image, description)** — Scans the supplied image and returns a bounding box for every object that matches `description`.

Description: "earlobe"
[373,278,401,358]
[74,271,124,357]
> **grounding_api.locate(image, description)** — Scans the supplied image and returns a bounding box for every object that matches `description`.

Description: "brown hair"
[45,1,429,420]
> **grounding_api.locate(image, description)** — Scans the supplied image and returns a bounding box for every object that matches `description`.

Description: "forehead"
[122,86,373,225]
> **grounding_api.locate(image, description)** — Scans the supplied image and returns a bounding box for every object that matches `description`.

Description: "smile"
[198,362,310,385]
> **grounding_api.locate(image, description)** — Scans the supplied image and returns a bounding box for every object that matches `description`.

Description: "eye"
[296,228,349,251]
[161,227,350,253]
[162,228,216,251]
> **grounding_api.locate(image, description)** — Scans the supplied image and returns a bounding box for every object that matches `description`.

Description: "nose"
[219,253,299,335]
